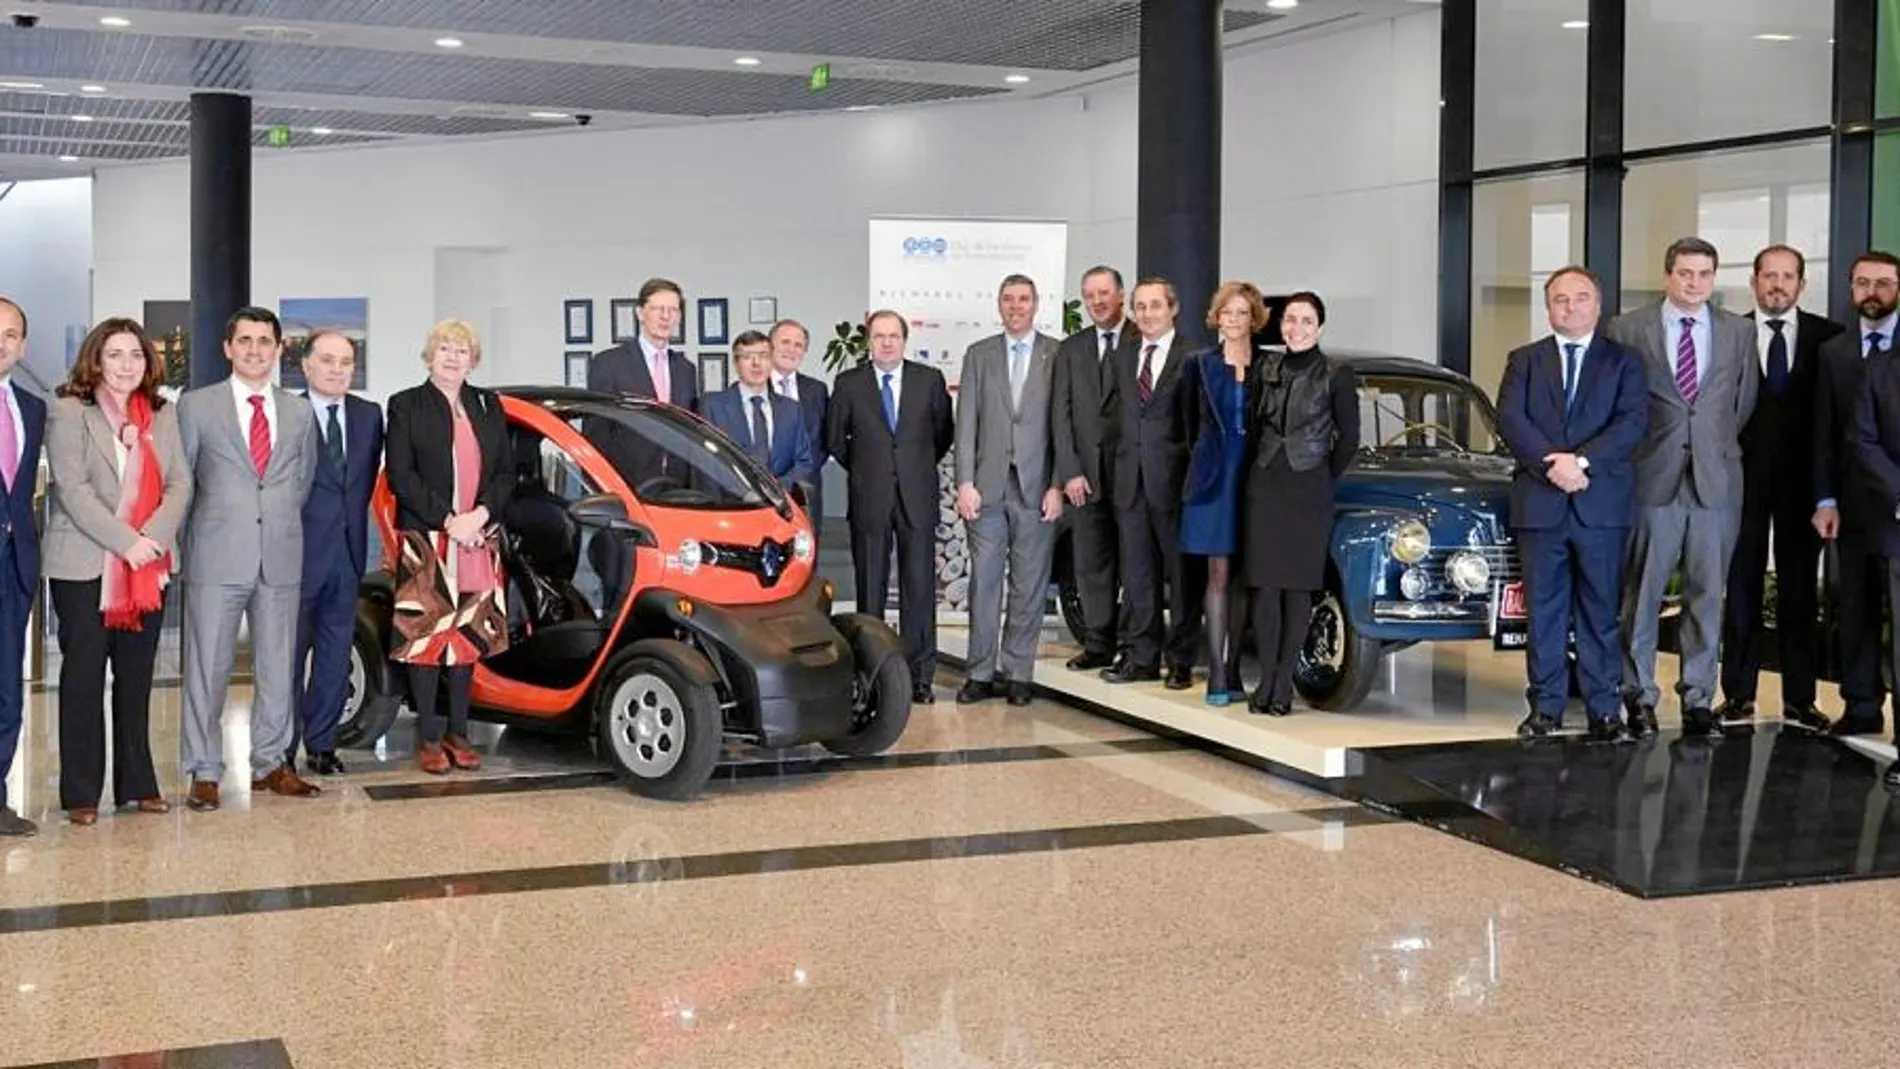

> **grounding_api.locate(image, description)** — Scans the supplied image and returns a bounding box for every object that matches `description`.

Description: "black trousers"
[51,578,166,809]
[1835,538,1888,725]
[851,504,937,680]
[1252,586,1312,707]
[410,663,474,743]
[1116,487,1201,669]
[1721,491,1821,706]
[1067,496,1119,654]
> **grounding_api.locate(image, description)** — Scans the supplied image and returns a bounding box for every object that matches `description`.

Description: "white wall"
[91,9,1442,402]
[0,177,93,391]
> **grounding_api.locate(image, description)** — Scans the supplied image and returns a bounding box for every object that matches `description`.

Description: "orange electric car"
[333,388,913,800]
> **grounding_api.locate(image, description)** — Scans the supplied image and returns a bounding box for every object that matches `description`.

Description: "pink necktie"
[0,395,16,491]
[651,351,671,404]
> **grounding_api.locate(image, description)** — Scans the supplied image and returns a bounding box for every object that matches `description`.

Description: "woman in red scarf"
[44,318,192,825]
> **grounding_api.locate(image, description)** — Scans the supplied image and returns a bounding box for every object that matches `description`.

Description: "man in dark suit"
[1100,278,1200,688]
[291,331,384,776]
[825,310,954,704]
[1818,249,1900,738]
[1719,245,1844,731]
[768,319,829,530]
[698,330,815,491]
[1497,267,1649,740]
[1051,265,1127,671]
[0,297,45,836]
[586,277,698,491]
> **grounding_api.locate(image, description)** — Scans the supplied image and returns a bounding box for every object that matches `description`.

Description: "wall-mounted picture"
[610,298,638,343]
[565,350,590,387]
[564,299,593,345]
[141,299,191,389]
[698,351,729,395]
[747,296,777,325]
[698,297,729,346]
[278,297,369,391]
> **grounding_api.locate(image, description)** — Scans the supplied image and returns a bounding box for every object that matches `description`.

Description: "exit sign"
[266,125,290,147]
[808,63,830,91]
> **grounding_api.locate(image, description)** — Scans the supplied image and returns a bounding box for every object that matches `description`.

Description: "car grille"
[1420,544,1522,590]
[705,539,796,589]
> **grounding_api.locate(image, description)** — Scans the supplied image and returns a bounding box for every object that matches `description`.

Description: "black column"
[1136,0,1221,350]
[189,92,251,388]
[1436,0,1475,375]
[1583,0,1626,314]
[1829,0,1877,323]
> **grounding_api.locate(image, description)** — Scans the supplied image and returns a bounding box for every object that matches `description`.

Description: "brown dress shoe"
[186,780,220,812]
[417,742,450,775]
[252,764,323,798]
[69,807,98,826]
[129,798,170,814]
[440,735,482,771]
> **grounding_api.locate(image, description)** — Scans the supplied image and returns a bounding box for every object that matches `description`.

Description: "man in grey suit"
[176,307,323,811]
[953,274,1064,706]
[1605,237,1760,737]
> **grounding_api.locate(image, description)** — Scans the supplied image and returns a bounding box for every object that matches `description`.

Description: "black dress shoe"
[306,751,346,776]
[1248,693,1292,717]
[956,678,995,704]
[1065,649,1115,671]
[0,807,36,837]
[1162,663,1194,691]
[1100,660,1160,684]
[1829,717,1885,737]
[1681,706,1715,736]
[1626,704,1659,739]
[1782,704,1830,732]
[911,682,936,705]
[1715,699,1755,734]
[1006,681,1033,707]
[1515,712,1560,738]
[1587,717,1631,743]
[1885,762,1900,790]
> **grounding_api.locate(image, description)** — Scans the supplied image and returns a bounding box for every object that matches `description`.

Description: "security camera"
[575,113,592,127]
[10,13,40,28]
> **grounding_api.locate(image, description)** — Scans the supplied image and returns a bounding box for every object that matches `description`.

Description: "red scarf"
[98,391,169,630]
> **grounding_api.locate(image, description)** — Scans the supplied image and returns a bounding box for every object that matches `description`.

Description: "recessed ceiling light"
[1561,19,1588,29]
[58,155,78,163]
[733,56,761,66]
[1004,73,1030,84]
[1753,32,1796,41]
[72,114,93,123]
[80,85,106,93]
[310,126,333,135]
[0,81,45,90]
[434,36,464,48]
[98,15,130,27]
[529,110,569,119]
[844,105,880,112]
[1266,0,1298,9]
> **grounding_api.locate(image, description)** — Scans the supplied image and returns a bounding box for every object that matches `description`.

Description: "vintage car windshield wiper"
[1371,403,1471,457]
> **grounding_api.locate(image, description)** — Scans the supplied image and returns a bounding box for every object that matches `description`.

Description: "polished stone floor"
[3,648,1900,1066]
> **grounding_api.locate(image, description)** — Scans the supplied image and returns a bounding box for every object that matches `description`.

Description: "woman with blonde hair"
[382,319,512,773]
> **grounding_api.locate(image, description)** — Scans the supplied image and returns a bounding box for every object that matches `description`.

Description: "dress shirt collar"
[1004,331,1035,353]
[1140,329,1177,355]
[1663,301,1711,329]
[1554,332,1593,351]
[736,382,771,403]
[230,375,272,403]
[1863,313,1899,342]
[638,335,670,363]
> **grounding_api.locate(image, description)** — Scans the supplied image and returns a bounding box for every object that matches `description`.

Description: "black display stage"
[1349,725,1900,898]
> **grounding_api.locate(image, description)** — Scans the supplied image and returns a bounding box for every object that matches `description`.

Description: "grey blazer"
[1605,302,1759,509]
[953,331,1061,502]
[43,396,193,581]
[176,380,320,587]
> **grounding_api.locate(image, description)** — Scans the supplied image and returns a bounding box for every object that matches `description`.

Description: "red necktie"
[247,394,272,476]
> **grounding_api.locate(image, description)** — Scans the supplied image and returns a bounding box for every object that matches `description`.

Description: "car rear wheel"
[824,638,913,757]
[594,639,724,801]
[1051,532,1090,647]
[1292,588,1381,711]
[335,616,401,749]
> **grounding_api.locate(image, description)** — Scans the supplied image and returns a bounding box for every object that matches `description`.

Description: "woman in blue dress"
[1180,282,1271,704]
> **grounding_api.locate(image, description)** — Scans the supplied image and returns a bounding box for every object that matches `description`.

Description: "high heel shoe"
[69,807,98,826]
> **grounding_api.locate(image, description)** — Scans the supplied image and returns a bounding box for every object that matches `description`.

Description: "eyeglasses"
[1851,277,1900,293]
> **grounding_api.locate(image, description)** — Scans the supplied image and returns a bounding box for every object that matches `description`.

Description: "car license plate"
[1492,581,1528,651]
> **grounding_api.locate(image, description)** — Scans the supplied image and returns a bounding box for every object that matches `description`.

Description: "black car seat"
[502,431,584,627]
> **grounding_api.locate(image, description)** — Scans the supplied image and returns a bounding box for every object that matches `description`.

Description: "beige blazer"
[43,395,193,582]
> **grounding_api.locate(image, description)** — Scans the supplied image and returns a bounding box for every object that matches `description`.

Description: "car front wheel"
[824,638,913,757]
[594,639,724,801]
[335,616,401,749]
[1292,588,1382,711]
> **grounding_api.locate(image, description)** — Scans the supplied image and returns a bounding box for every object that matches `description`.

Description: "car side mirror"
[570,493,635,532]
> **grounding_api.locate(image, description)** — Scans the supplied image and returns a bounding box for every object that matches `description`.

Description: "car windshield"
[1354,373,1505,456]
[569,400,784,512]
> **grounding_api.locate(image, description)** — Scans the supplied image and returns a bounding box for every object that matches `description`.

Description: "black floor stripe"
[0,806,1389,936]
[8,1039,293,1068]
[361,736,1189,801]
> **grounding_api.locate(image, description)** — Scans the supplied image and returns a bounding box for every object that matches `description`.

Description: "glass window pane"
[1475,0,1589,169]
[1881,0,1900,118]
[1878,132,1900,252]
[1471,170,1586,398]
[1619,141,1832,315]
[1624,0,1834,151]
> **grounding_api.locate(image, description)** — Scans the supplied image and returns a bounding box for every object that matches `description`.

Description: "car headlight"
[1398,566,1431,601]
[792,530,813,562]
[677,539,703,573]
[1387,520,1431,564]
[1446,550,1491,595]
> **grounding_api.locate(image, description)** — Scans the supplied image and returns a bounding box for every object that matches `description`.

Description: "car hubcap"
[346,644,365,710]
[609,673,685,778]
[1296,592,1346,689]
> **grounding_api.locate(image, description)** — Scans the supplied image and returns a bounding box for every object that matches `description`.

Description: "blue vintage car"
[1052,349,1521,712]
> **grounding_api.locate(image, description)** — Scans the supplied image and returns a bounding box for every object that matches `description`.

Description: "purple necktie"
[1674,317,1699,406]
[0,394,15,491]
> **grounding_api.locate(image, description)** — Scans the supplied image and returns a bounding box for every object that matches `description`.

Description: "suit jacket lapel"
[896,363,924,439]
[1569,337,1610,424]
[220,382,253,459]
[83,404,121,478]
[263,387,299,477]
[1644,308,1686,409]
